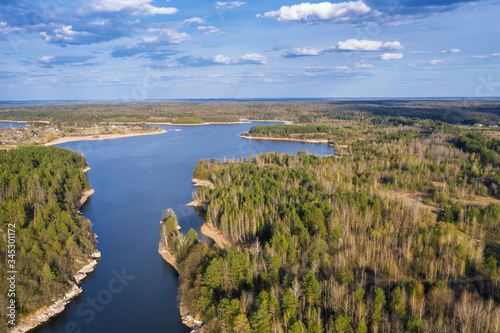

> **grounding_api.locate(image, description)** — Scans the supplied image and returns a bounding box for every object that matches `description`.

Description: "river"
[29,122,335,333]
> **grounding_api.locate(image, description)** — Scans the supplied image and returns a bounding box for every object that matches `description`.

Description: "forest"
[0,146,96,332]
[1,99,500,126]
[162,117,500,332]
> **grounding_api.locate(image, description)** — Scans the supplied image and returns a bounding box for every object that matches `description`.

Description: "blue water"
[0,121,29,129]
[34,122,335,333]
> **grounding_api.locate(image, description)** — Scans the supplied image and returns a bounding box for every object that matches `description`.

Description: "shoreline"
[200,222,231,250]
[11,252,101,333]
[240,134,349,150]
[44,129,166,146]
[145,119,291,126]
[158,242,179,272]
[158,243,204,332]
[10,172,100,333]
[240,135,329,144]
[78,188,95,208]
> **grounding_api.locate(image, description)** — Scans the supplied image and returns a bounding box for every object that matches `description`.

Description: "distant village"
[0,122,154,148]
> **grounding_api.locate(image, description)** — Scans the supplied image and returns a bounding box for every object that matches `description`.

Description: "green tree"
[233,313,251,333]
[372,288,386,329]
[333,315,352,333]
[302,271,321,306]
[406,315,424,333]
[483,255,498,277]
[290,320,306,333]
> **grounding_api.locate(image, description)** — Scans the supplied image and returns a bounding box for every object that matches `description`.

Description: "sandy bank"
[186,199,207,210]
[11,252,101,333]
[158,242,179,272]
[200,222,231,250]
[44,129,166,146]
[78,189,95,208]
[158,243,204,332]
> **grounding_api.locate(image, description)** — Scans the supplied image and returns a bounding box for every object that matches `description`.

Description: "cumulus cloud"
[258,1,372,22]
[39,25,93,44]
[90,0,177,16]
[177,53,267,67]
[441,48,461,54]
[337,39,402,51]
[381,53,404,60]
[282,39,402,58]
[282,47,334,58]
[216,1,246,9]
[112,29,189,58]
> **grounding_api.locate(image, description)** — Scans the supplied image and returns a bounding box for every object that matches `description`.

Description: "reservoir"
[33,122,335,333]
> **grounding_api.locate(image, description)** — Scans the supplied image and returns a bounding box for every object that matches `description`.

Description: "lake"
[33,122,335,333]
[0,121,29,129]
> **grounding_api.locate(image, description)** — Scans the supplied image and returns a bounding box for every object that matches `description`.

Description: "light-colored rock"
[11,256,98,333]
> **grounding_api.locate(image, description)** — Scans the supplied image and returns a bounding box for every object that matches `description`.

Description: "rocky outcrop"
[10,251,101,333]
[185,199,207,210]
[180,303,204,332]
[78,189,95,208]
[192,178,214,189]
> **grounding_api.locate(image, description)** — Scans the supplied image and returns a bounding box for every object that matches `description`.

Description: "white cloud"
[282,39,402,58]
[473,53,500,60]
[283,47,329,57]
[240,54,267,64]
[259,1,371,22]
[39,25,92,44]
[182,18,205,25]
[143,29,190,44]
[408,59,444,67]
[91,0,177,16]
[39,56,55,62]
[428,59,442,65]
[177,53,267,66]
[355,62,374,68]
[337,39,402,51]
[216,1,246,9]
[0,22,23,34]
[381,53,403,60]
[441,48,461,54]
[198,25,222,37]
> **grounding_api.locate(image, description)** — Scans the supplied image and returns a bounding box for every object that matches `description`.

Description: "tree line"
[0,146,96,331]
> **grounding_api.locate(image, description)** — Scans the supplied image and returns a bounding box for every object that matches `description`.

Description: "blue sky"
[0,0,499,100]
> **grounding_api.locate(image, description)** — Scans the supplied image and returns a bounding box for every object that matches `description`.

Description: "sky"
[0,0,499,100]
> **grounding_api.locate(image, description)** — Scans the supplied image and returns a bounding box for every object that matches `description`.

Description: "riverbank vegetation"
[0,146,96,331]
[164,115,500,332]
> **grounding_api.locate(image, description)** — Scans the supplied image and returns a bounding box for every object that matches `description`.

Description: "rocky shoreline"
[78,189,95,208]
[10,251,101,333]
[191,178,214,189]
